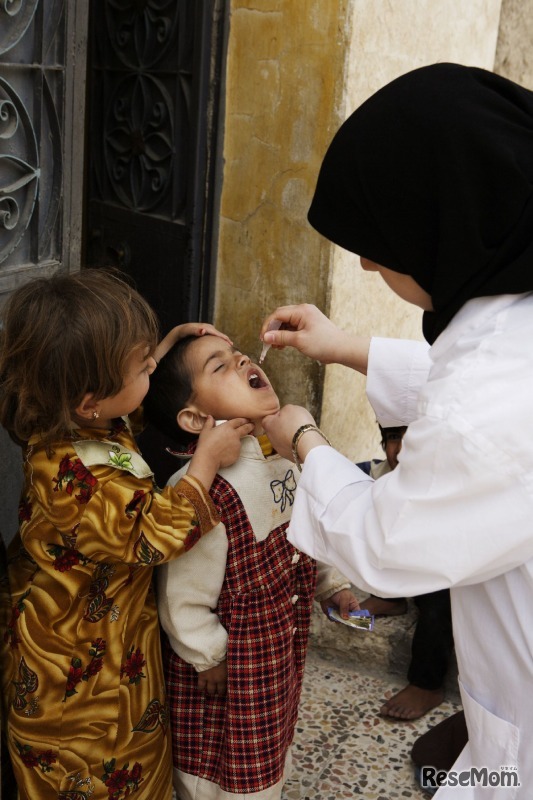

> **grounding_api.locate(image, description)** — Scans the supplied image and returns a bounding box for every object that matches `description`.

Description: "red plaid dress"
[163,468,317,794]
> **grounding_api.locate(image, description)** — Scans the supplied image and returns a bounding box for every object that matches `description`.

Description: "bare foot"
[380,684,444,720]
[359,596,407,617]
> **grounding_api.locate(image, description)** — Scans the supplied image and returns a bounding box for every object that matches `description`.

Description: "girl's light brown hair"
[0,268,159,447]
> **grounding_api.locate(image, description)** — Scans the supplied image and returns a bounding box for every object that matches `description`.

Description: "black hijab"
[307,63,533,343]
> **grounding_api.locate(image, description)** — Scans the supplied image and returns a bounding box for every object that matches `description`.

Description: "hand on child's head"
[197,416,254,469]
[199,323,233,345]
[182,322,233,346]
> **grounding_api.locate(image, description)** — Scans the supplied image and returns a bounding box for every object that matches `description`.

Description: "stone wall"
[495,0,533,89]
[322,0,503,461]
[213,0,505,462]
[213,0,351,416]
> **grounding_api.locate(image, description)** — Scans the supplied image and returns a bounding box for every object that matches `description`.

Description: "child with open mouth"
[144,334,359,800]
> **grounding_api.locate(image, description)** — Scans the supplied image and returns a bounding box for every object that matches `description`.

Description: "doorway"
[84,0,226,333]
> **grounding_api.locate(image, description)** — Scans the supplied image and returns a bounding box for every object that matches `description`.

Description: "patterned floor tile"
[282,647,462,800]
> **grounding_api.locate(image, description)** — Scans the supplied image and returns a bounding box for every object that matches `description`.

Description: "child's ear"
[75,392,100,422]
[177,405,209,435]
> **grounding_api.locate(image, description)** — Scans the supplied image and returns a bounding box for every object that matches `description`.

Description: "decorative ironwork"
[0,0,67,271]
[0,0,39,56]
[37,73,62,257]
[104,73,174,212]
[43,0,66,59]
[0,77,40,264]
[105,0,178,69]
[86,0,223,332]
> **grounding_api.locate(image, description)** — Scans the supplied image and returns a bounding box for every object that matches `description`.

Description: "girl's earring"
[92,410,100,420]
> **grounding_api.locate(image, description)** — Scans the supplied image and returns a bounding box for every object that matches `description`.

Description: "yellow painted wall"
[213,0,351,414]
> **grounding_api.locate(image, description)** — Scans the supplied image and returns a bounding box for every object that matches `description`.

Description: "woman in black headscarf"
[260,63,533,798]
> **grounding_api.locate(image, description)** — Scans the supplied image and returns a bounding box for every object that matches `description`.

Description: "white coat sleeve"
[366,337,431,426]
[157,522,229,672]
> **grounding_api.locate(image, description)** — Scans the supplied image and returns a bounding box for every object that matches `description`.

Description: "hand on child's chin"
[198,416,254,469]
[261,405,316,461]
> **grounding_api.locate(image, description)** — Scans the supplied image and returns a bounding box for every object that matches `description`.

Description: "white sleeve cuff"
[366,337,431,427]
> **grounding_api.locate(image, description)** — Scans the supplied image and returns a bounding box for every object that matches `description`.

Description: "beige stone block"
[495,0,533,89]
[323,0,503,460]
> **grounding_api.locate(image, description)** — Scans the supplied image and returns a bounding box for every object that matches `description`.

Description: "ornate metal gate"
[85,0,225,332]
[0,0,87,304]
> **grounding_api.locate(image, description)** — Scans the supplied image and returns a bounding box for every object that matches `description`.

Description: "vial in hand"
[259,319,282,364]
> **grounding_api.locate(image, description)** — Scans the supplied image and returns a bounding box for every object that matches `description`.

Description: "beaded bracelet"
[291,424,332,471]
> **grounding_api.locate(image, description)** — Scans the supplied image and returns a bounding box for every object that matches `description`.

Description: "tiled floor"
[282,646,462,800]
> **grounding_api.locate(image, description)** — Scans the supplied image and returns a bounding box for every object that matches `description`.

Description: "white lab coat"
[288,292,533,799]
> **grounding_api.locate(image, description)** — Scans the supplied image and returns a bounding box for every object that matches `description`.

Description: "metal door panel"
[85,0,224,331]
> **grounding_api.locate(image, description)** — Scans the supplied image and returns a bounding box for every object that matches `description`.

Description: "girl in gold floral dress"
[0,270,253,800]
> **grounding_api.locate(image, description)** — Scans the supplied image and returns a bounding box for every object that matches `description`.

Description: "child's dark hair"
[378,424,407,450]
[143,336,198,446]
[0,268,159,447]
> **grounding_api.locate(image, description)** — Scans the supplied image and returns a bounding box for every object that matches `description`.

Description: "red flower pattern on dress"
[39,750,56,767]
[76,486,93,505]
[64,639,107,700]
[4,588,30,649]
[125,489,146,518]
[15,740,57,773]
[53,455,97,504]
[101,759,144,799]
[121,646,146,685]
[18,496,32,523]
[56,551,80,572]
[47,545,87,573]
[85,657,104,678]
[20,749,39,768]
[65,663,84,696]
[184,522,200,551]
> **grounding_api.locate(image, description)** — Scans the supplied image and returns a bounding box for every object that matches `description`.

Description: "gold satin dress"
[2,418,218,799]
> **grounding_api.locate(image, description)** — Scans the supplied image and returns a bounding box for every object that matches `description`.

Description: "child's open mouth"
[247,369,268,389]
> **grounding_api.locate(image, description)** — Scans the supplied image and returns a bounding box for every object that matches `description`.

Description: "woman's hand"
[261,405,317,462]
[260,304,341,363]
[155,323,232,364]
[260,304,370,373]
[187,417,254,490]
[197,660,227,696]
